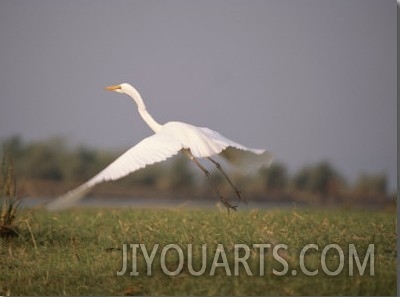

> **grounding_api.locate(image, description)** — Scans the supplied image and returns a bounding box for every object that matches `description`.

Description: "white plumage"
[46,83,272,211]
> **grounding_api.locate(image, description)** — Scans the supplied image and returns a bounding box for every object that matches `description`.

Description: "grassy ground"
[0,206,397,296]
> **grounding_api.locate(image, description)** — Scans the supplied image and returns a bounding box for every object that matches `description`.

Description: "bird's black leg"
[207,157,246,204]
[181,150,237,212]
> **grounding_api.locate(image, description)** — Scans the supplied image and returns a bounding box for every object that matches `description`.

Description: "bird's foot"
[234,188,247,205]
[220,196,237,212]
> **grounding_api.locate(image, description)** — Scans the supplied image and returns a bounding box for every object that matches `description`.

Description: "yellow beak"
[104,85,121,91]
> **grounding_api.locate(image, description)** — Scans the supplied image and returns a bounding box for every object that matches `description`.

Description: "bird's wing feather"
[199,127,273,170]
[46,129,183,211]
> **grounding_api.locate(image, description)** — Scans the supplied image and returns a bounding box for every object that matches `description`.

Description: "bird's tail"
[220,147,273,174]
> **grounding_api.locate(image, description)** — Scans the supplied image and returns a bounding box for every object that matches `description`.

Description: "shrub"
[0,154,21,237]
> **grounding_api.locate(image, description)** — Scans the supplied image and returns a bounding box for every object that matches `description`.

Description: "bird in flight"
[46,83,272,211]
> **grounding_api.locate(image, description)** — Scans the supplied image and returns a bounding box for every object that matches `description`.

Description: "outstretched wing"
[46,129,183,211]
[199,127,273,171]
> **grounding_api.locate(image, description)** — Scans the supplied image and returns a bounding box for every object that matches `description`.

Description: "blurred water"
[21,196,305,210]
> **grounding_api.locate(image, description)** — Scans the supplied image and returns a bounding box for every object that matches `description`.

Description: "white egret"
[46,83,273,211]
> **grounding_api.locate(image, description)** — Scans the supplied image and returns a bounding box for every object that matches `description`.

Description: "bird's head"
[104,83,145,110]
[104,83,132,94]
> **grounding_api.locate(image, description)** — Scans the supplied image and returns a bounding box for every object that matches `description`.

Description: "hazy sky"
[0,1,397,190]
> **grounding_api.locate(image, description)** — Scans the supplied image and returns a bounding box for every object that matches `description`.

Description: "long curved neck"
[125,86,162,133]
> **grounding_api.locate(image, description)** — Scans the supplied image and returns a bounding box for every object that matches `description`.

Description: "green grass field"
[0,206,397,296]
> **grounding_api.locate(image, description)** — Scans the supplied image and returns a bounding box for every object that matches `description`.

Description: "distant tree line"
[1,136,394,206]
